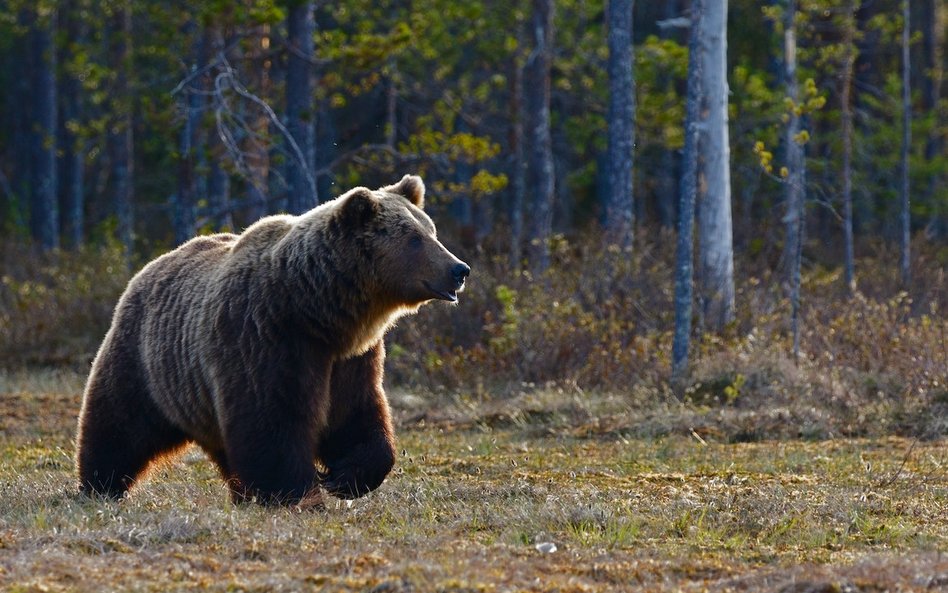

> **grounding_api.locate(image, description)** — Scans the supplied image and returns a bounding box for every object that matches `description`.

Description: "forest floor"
[1,369,946,592]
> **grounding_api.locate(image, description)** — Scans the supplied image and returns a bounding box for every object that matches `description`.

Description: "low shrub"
[0,241,130,366]
[1,233,944,438]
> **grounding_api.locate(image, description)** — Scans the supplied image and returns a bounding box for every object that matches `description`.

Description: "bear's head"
[335,174,470,308]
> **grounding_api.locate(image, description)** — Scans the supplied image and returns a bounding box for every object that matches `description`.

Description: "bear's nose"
[452,263,471,285]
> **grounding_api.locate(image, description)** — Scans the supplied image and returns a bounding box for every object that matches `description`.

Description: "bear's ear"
[381,174,425,208]
[338,187,380,226]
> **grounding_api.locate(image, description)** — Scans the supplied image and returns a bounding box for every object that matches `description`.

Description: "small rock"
[535,542,557,554]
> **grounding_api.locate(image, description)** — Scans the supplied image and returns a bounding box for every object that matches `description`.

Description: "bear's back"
[127,232,240,443]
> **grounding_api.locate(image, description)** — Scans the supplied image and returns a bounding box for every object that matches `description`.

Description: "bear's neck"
[273,227,407,358]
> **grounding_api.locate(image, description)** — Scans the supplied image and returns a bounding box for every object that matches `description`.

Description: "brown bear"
[75,175,469,505]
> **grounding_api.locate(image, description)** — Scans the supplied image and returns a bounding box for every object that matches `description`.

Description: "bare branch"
[657,16,691,30]
[217,57,318,199]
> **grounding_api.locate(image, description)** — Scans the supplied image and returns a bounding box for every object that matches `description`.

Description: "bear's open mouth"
[423,281,459,302]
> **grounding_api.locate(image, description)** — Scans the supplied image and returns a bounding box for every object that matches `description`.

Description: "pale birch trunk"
[697,0,734,331]
[783,0,805,362]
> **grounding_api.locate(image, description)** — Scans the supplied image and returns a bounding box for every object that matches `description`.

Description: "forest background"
[0,0,945,439]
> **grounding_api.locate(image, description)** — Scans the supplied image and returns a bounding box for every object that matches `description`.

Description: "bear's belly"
[147,369,223,448]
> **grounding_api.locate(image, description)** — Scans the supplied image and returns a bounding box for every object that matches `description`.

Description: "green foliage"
[635,35,688,151]
[2,0,941,258]
[753,77,826,179]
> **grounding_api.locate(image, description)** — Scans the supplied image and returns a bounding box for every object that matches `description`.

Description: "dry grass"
[1,369,946,592]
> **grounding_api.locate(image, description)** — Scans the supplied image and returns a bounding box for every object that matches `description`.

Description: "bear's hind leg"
[77,369,188,499]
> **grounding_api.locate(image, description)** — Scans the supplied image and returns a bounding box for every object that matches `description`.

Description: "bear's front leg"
[319,341,397,499]
[224,410,321,505]
[219,362,331,505]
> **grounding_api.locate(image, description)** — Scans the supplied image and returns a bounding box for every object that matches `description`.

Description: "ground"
[1,369,946,592]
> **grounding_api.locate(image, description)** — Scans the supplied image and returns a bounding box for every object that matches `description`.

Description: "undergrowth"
[0,234,944,440]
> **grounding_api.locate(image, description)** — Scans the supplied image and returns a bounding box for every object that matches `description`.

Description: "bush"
[1,234,944,439]
[385,233,947,438]
[0,241,130,367]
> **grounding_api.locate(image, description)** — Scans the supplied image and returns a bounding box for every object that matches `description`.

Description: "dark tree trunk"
[207,158,233,231]
[454,118,475,249]
[174,20,204,246]
[605,0,635,250]
[9,10,33,232]
[525,0,555,276]
[285,0,317,214]
[109,3,134,259]
[921,0,944,237]
[672,0,704,379]
[508,38,526,270]
[59,0,85,249]
[657,146,678,230]
[205,24,233,231]
[385,59,397,149]
[656,0,682,230]
[29,7,59,250]
[315,96,337,203]
[899,0,911,287]
[841,0,856,293]
[246,25,272,220]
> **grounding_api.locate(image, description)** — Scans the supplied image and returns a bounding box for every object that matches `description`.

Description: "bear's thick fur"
[75,175,469,505]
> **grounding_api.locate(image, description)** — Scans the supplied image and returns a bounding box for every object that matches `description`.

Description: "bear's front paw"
[318,461,390,500]
[318,433,396,498]
[318,467,368,499]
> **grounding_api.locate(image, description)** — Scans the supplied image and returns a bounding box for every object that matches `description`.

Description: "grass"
[0,370,946,592]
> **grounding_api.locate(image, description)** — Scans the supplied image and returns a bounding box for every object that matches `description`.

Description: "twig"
[874,438,918,489]
[170,39,241,97]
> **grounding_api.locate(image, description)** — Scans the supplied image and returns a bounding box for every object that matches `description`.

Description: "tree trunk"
[315,96,336,203]
[285,0,317,214]
[656,0,682,231]
[899,0,911,287]
[921,0,944,237]
[605,0,635,251]
[204,24,233,231]
[672,0,704,379]
[508,33,526,270]
[246,25,272,221]
[9,10,33,232]
[841,0,856,293]
[207,158,233,231]
[525,0,555,276]
[109,2,134,259]
[174,20,203,246]
[385,59,398,149]
[454,118,475,249]
[697,0,734,331]
[29,7,59,250]
[783,0,805,362]
[59,0,85,249]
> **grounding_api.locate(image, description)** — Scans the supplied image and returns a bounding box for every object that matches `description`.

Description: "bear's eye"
[408,235,424,250]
